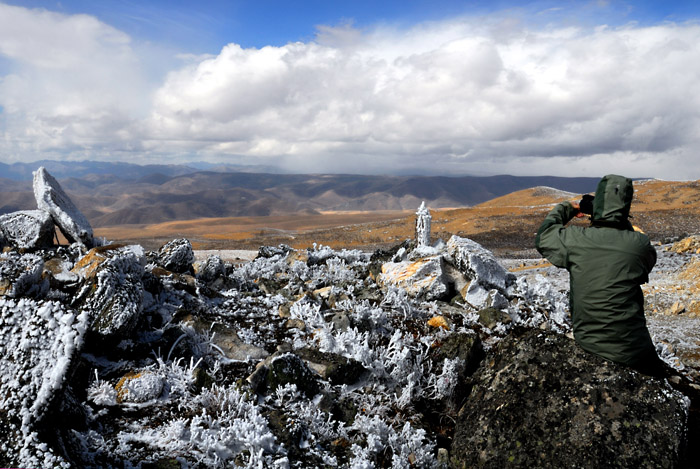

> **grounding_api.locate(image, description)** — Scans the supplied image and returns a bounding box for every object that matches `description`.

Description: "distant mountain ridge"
[0,161,601,227]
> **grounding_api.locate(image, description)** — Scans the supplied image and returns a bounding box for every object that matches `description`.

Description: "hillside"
[0,162,600,226]
[95,180,700,256]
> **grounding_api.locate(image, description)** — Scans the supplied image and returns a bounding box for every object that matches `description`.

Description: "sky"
[1,1,700,178]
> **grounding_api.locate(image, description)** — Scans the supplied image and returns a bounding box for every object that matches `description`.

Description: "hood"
[591,174,634,228]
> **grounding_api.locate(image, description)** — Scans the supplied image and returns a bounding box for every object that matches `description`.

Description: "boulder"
[0,210,55,250]
[195,254,225,283]
[446,235,515,293]
[74,245,146,338]
[156,238,195,274]
[115,370,165,404]
[379,256,449,300]
[451,329,690,468]
[0,298,88,467]
[0,252,48,298]
[33,167,94,248]
[295,347,367,385]
[248,352,321,397]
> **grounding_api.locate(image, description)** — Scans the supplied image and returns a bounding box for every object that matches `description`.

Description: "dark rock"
[156,238,195,274]
[195,254,225,283]
[451,329,689,468]
[0,210,55,250]
[477,307,512,329]
[257,244,293,259]
[249,352,321,397]
[296,347,367,385]
[33,166,94,248]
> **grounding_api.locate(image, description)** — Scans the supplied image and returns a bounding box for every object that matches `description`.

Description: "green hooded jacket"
[535,174,657,366]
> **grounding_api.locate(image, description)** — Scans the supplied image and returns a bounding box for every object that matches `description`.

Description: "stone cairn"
[415,201,431,247]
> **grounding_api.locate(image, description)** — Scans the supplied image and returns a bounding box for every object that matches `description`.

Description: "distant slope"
[0,161,603,226]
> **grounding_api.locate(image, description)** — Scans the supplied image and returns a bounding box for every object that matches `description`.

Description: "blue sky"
[1,1,700,178]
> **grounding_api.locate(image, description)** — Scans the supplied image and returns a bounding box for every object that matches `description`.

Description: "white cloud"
[2,2,700,179]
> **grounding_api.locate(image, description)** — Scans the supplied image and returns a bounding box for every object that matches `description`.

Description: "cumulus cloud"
[2,2,700,179]
[0,3,150,159]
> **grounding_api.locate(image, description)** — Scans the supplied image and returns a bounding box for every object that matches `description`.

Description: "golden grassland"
[93,179,700,253]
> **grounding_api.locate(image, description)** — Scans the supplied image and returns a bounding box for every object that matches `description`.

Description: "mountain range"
[0,160,601,227]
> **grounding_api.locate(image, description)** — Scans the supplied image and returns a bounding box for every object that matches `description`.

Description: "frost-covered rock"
[156,238,195,274]
[249,352,321,397]
[74,245,145,337]
[415,201,431,247]
[452,329,689,468]
[0,298,88,468]
[194,254,226,283]
[378,256,450,300]
[33,166,93,247]
[446,235,516,293]
[0,252,48,298]
[464,282,509,311]
[116,370,165,404]
[0,210,55,250]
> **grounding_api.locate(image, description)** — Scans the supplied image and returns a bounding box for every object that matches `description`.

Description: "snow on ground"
[194,250,258,263]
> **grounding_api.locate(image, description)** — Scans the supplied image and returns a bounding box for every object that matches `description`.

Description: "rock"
[295,347,367,385]
[476,307,512,329]
[415,201,432,247]
[379,256,449,300]
[0,298,89,467]
[446,235,515,293]
[185,317,269,362]
[74,245,146,338]
[33,167,94,247]
[43,257,80,291]
[0,252,48,298]
[464,283,509,311]
[451,329,689,468]
[195,254,226,283]
[156,238,195,274]
[257,244,293,259]
[115,370,164,403]
[248,352,321,397]
[0,210,55,250]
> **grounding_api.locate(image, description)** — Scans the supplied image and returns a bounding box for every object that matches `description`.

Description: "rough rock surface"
[447,235,516,293]
[0,210,55,250]
[379,256,449,300]
[0,298,88,467]
[74,244,146,338]
[155,238,195,274]
[452,329,690,468]
[0,230,696,468]
[33,166,94,247]
[0,252,48,298]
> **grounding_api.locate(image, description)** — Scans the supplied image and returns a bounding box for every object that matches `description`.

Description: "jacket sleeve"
[535,202,577,268]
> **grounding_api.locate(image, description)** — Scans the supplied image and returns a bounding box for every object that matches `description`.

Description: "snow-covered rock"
[446,235,516,293]
[0,252,48,298]
[33,166,94,248]
[0,298,88,468]
[195,254,225,283]
[116,370,165,404]
[155,238,195,274]
[74,245,146,337]
[415,201,431,247]
[378,256,450,300]
[0,210,55,250]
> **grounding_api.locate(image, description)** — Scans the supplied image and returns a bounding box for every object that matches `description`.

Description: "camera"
[579,194,594,215]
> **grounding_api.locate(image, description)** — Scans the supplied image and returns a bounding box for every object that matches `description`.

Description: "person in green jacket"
[535,174,665,376]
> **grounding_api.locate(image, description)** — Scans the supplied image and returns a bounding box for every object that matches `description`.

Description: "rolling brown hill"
[94,179,700,255]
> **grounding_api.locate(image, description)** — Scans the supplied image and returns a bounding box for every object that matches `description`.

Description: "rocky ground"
[1,168,699,468]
